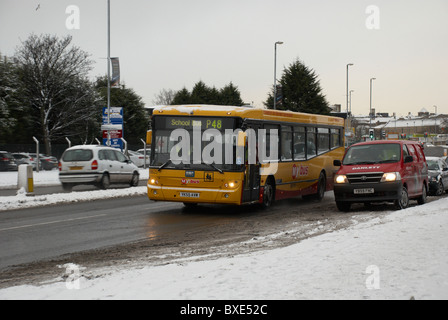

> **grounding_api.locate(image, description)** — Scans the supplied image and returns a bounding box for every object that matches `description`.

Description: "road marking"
[0,214,108,232]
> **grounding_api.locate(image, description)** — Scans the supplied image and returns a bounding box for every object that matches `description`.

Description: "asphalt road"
[0,195,187,269]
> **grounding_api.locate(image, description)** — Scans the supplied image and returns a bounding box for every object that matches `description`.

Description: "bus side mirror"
[333,160,342,167]
[146,130,152,145]
[237,131,247,148]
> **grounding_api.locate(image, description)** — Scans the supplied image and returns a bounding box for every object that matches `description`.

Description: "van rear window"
[62,149,93,162]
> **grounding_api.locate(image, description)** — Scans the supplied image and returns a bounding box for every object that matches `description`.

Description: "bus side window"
[264,124,280,161]
[318,128,330,154]
[307,127,317,159]
[281,126,293,161]
[293,127,306,161]
[331,128,341,149]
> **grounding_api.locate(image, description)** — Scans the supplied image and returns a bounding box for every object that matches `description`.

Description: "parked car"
[333,140,429,212]
[128,150,149,167]
[59,145,139,191]
[12,153,37,170]
[26,153,58,170]
[426,156,448,196]
[0,151,18,171]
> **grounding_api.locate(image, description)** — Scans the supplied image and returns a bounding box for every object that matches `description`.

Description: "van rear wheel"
[417,184,427,205]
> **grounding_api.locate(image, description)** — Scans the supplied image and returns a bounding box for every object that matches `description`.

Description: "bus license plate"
[180,192,200,198]
[354,188,374,194]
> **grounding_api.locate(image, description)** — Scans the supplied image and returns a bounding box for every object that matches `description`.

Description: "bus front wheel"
[261,180,275,208]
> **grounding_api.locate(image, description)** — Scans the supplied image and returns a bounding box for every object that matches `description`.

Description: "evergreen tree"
[171,87,191,104]
[220,82,244,106]
[190,81,211,104]
[171,81,244,106]
[264,58,330,115]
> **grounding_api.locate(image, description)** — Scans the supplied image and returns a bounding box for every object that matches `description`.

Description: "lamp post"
[346,63,353,117]
[434,105,438,135]
[106,0,111,146]
[349,90,354,115]
[369,77,376,130]
[273,41,283,110]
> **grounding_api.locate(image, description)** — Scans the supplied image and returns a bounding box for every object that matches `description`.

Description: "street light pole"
[273,41,283,110]
[434,105,438,135]
[346,63,353,117]
[107,0,111,146]
[369,77,376,130]
[349,90,354,115]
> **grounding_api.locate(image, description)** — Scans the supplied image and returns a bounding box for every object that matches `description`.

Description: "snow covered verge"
[1,196,447,300]
[0,170,149,211]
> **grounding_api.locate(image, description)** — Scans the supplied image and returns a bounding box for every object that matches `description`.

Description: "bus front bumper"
[147,183,242,205]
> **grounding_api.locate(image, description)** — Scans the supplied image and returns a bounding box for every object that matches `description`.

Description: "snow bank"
[1,197,447,300]
[0,169,149,211]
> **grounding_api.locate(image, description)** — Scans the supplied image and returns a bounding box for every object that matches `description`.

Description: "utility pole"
[107,0,111,146]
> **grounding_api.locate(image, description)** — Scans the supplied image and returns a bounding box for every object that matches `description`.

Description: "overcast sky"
[1,0,447,117]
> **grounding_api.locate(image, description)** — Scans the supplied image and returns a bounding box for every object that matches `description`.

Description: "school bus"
[146,105,345,207]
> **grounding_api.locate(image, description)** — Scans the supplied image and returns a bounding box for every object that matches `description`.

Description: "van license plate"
[69,166,83,170]
[354,188,374,194]
[180,192,200,198]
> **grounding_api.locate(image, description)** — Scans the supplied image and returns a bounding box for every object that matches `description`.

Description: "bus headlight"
[335,175,348,184]
[225,181,237,188]
[149,178,158,185]
[381,172,401,182]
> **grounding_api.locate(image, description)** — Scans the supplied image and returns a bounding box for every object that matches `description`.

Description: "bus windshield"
[343,143,401,165]
[151,116,242,171]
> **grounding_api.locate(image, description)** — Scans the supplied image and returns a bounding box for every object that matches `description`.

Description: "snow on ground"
[0,170,448,300]
[0,169,149,211]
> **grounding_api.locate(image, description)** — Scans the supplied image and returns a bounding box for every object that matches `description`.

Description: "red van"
[333,140,429,212]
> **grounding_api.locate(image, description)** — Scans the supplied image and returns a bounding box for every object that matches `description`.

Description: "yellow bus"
[146,105,345,207]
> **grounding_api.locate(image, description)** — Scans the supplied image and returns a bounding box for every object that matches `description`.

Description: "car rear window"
[62,149,93,162]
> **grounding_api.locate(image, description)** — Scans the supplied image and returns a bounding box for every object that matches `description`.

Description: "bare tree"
[152,88,177,105]
[14,34,100,154]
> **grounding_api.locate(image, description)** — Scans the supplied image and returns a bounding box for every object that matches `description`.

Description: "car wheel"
[417,184,427,205]
[436,181,444,196]
[99,173,110,190]
[336,201,351,212]
[395,186,409,210]
[130,172,139,187]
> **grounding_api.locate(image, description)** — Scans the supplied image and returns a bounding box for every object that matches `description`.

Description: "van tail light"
[91,160,98,170]
[58,161,62,171]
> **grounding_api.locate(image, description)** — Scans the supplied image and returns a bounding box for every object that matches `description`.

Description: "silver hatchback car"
[59,145,139,191]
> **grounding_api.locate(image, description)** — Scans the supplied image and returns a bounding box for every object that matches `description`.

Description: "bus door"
[242,124,260,203]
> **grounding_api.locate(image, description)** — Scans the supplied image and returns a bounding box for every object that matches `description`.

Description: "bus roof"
[151,105,345,127]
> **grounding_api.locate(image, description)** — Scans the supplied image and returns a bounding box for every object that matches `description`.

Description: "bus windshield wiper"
[203,162,223,174]
[158,159,172,171]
